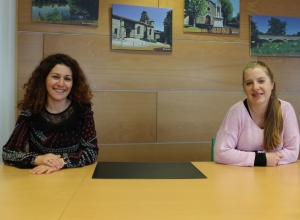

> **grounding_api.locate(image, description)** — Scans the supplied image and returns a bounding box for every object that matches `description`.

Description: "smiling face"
[243,67,274,108]
[46,64,73,105]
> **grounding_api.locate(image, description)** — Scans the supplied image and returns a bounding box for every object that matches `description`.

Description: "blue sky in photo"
[251,15,300,35]
[112,4,172,31]
[230,0,240,17]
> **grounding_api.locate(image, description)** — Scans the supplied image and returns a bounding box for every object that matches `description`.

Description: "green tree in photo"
[68,0,99,20]
[33,0,68,8]
[184,0,208,27]
[164,10,172,45]
[250,18,260,48]
[140,11,150,23]
[267,17,287,36]
[231,12,239,24]
[158,32,166,43]
[38,8,69,22]
[140,11,151,39]
[220,0,233,26]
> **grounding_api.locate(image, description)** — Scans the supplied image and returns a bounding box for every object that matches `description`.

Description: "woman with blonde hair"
[215,61,299,166]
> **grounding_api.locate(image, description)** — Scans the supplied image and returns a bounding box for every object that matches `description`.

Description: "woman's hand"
[34,154,65,170]
[266,152,284,166]
[30,164,60,174]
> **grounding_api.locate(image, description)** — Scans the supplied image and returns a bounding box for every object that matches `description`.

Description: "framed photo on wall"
[183,0,240,35]
[112,4,172,52]
[32,0,99,26]
[250,15,300,57]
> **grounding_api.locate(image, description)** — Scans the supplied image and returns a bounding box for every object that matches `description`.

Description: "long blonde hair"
[243,61,283,151]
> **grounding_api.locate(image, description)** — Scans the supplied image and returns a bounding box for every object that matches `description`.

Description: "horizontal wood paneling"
[92,92,157,144]
[43,34,254,91]
[157,92,246,142]
[98,143,211,162]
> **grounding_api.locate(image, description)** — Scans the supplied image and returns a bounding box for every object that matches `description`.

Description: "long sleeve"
[2,104,99,169]
[62,106,99,168]
[214,101,257,166]
[214,100,300,166]
[2,111,39,168]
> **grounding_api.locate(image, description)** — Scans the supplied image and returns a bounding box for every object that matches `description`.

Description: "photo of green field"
[251,15,300,57]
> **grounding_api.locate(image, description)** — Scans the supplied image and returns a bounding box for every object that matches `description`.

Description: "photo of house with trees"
[184,0,240,35]
[112,4,172,52]
[251,15,300,57]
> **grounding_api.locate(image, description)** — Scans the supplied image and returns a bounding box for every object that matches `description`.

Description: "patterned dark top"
[2,103,98,168]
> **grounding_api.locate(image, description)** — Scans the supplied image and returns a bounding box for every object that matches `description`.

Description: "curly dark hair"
[18,54,93,114]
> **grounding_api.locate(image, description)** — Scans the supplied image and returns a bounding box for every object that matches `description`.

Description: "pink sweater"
[214,100,299,166]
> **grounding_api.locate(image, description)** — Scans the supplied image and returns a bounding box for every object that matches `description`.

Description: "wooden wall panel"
[98,143,211,162]
[258,57,300,93]
[278,94,300,128]
[270,93,300,160]
[17,32,43,88]
[243,0,300,18]
[157,92,245,142]
[43,34,254,91]
[92,92,157,144]
[17,0,300,162]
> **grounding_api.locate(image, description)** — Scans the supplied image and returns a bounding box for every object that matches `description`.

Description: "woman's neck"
[45,99,71,114]
[247,99,268,120]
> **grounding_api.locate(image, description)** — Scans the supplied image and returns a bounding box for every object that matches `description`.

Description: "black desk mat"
[92,162,207,179]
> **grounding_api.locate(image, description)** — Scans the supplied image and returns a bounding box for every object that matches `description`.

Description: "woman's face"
[243,67,274,107]
[46,64,73,104]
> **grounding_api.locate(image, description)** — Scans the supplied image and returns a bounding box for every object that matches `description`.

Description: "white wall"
[0,0,16,162]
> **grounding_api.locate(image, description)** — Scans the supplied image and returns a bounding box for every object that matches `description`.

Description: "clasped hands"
[266,152,284,167]
[30,154,65,174]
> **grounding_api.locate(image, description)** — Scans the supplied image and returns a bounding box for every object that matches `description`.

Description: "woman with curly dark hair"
[2,54,98,174]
